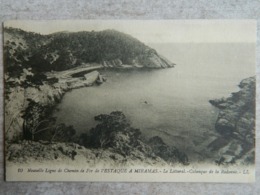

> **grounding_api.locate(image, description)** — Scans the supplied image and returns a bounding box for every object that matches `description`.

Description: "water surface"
[54,43,255,161]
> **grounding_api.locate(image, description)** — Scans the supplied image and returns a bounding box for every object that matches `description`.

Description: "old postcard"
[4,20,256,182]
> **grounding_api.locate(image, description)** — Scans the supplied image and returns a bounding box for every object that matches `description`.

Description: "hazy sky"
[4,20,256,43]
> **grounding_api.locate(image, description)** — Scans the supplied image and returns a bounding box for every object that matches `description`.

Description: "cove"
[53,43,255,161]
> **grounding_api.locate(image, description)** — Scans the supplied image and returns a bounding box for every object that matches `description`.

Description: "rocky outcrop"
[208,77,255,165]
[210,77,255,137]
[133,51,175,68]
[62,70,104,89]
[102,53,175,69]
[102,59,123,68]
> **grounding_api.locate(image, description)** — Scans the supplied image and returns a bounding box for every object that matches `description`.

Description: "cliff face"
[209,77,255,165]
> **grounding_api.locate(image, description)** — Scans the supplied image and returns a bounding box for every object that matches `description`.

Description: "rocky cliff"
[208,77,255,165]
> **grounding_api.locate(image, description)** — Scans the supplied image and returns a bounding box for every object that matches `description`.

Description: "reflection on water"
[53,43,255,161]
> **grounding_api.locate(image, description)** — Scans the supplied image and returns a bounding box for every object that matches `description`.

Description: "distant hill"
[4,27,175,76]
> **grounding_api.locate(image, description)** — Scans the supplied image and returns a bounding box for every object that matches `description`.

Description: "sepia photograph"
[3,20,256,182]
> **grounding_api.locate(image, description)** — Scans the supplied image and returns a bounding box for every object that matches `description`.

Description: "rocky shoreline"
[5,61,174,142]
[5,65,106,142]
[4,27,175,142]
[208,77,255,165]
[4,26,186,167]
[5,64,187,166]
[5,69,256,166]
[4,27,255,166]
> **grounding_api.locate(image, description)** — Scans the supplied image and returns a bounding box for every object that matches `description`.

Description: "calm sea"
[53,43,255,161]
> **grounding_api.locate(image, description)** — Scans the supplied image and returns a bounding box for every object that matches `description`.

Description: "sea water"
[53,43,255,161]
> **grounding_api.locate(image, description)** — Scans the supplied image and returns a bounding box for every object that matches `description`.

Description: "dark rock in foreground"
[209,77,255,165]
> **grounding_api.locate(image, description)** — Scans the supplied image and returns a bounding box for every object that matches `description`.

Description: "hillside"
[7,111,189,166]
[4,27,175,75]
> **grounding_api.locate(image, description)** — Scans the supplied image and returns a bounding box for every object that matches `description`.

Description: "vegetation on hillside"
[4,27,158,75]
